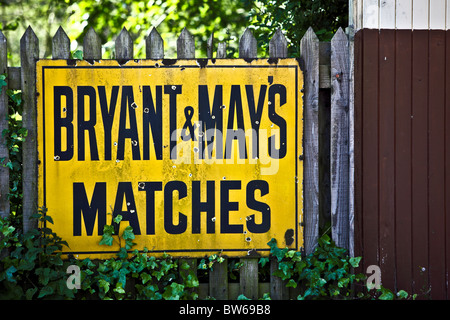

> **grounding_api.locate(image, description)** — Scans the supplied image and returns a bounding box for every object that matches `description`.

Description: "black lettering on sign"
[98,86,119,161]
[138,181,163,235]
[142,86,163,160]
[77,86,99,161]
[225,85,247,159]
[54,86,74,161]
[246,180,270,233]
[113,182,141,235]
[164,85,182,160]
[198,85,223,159]
[117,86,140,160]
[164,181,188,234]
[192,180,215,234]
[73,182,106,236]
[268,84,287,159]
[246,85,267,159]
[220,180,243,234]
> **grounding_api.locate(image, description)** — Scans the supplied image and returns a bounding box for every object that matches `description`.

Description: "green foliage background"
[1,0,348,64]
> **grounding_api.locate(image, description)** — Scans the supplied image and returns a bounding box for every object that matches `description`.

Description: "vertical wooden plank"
[378,29,396,291]
[429,0,446,29]
[412,0,429,30]
[300,27,319,255]
[239,28,257,59]
[396,0,413,29]
[115,27,134,60]
[239,259,258,299]
[83,27,102,60]
[0,31,9,219]
[361,29,379,272]
[216,42,227,58]
[353,29,364,267]
[363,0,380,29]
[52,26,70,59]
[380,0,396,29]
[446,31,450,299]
[427,30,446,299]
[330,28,350,250]
[269,259,289,299]
[268,33,289,299]
[177,28,195,59]
[146,28,164,59]
[21,26,39,233]
[237,26,259,299]
[269,29,287,58]
[207,32,214,59]
[394,30,413,294]
[209,258,228,299]
[348,25,356,257]
[411,29,429,296]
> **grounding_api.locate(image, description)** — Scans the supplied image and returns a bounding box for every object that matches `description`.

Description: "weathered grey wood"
[20,26,39,233]
[269,29,288,58]
[209,258,228,299]
[6,67,20,90]
[177,28,195,59]
[207,32,214,59]
[330,28,350,251]
[217,42,227,58]
[0,31,9,219]
[239,28,257,59]
[115,27,133,60]
[83,27,102,60]
[240,258,258,299]
[146,28,164,59]
[270,260,289,299]
[348,26,355,258]
[52,26,70,59]
[300,27,320,255]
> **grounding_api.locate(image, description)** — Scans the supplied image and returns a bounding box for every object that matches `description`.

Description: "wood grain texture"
[115,27,134,60]
[330,28,350,251]
[52,26,70,59]
[146,28,164,59]
[177,28,195,59]
[83,27,102,59]
[20,26,39,233]
[0,31,9,219]
[300,27,319,255]
[239,28,257,59]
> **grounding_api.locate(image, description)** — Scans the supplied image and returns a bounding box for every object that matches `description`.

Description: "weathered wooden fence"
[0,25,352,299]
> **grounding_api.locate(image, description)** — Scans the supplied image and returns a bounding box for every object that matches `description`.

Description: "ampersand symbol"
[181,106,196,141]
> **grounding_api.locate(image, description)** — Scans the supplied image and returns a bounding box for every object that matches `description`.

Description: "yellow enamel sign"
[36,59,303,258]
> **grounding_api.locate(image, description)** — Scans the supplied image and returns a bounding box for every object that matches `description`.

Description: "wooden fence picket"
[0,31,8,220]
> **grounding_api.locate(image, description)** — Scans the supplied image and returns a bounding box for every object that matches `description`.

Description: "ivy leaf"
[349,256,361,268]
[38,285,54,299]
[25,287,38,300]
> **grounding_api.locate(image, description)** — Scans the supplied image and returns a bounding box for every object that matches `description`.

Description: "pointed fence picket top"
[300,27,320,255]
[20,26,39,233]
[207,32,214,59]
[217,42,227,58]
[146,27,164,59]
[177,28,195,59]
[269,29,288,58]
[52,26,70,59]
[239,27,257,58]
[330,27,350,251]
[0,31,9,220]
[83,27,102,59]
[116,27,134,60]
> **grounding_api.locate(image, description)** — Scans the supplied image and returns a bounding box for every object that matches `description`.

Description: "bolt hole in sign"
[36,58,303,258]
